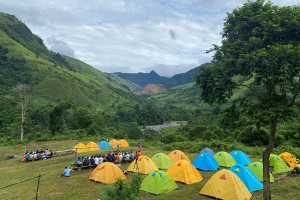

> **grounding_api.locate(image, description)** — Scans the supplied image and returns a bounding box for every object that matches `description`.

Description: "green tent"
[213,151,236,167]
[269,154,291,174]
[151,153,174,170]
[247,162,274,182]
[140,170,178,195]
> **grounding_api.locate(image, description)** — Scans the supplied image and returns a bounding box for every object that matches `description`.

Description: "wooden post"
[35,174,41,200]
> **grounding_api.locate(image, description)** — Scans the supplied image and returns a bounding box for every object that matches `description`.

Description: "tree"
[5,84,32,141]
[195,1,300,199]
[49,101,72,135]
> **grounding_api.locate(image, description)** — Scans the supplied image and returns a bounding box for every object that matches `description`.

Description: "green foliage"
[71,108,92,129]
[102,173,141,200]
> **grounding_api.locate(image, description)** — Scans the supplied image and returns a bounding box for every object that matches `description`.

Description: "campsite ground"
[0,140,299,200]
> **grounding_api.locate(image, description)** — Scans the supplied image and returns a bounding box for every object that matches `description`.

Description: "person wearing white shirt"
[94,156,99,166]
[99,156,103,164]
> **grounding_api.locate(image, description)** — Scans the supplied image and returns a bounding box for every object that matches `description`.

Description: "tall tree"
[195,1,300,199]
[5,84,32,141]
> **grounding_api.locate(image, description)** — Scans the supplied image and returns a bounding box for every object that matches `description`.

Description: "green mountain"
[108,70,168,90]
[166,67,199,88]
[0,13,156,135]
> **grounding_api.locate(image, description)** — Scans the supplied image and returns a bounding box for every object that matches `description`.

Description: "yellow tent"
[72,143,88,153]
[200,169,252,200]
[109,139,119,148]
[168,150,191,163]
[127,156,158,174]
[167,160,203,184]
[89,162,126,184]
[279,152,300,169]
[86,142,100,151]
[118,139,129,148]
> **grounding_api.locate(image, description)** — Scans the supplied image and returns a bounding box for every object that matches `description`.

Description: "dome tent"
[98,141,112,150]
[127,156,158,174]
[118,139,129,148]
[109,139,119,148]
[213,151,236,167]
[279,152,300,169]
[167,160,203,184]
[152,153,174,170]
[89,162,126,184]
[230,150,252,165]
[192,152,219,171]
[86,142,100,151]
[269,154,291,174]
[200,169,252,200]
[168,150,191,163]
[247,162,274,182]
[73,143,88,153]
[229,164,263,192]
[198,148,215,156]
[140,170,178,195]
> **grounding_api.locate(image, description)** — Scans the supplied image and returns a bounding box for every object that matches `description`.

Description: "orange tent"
[118,139,129,148]
[109,139,119,148]
[89,162,126,184]
[167,160,203,184]
[279,152,300,169]
[86,142,100,151]
[168,150,191,163]
[200,169,252,200]
[127,156,158,174]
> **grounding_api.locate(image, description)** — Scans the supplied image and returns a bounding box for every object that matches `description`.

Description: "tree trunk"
[263,118,276,200]
[20,104,25,141]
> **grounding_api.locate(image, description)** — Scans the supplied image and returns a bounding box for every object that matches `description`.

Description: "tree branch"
[237,84,261,100]
[289,93,298,107]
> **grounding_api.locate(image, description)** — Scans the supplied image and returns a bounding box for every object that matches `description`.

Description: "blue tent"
[230,150,252,165]
[198,148,215,156]
[229,164,263,192]
[192,153,219,171]
[98,141,112,150]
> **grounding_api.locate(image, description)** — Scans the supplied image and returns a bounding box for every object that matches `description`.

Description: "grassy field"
[0,140,299,200]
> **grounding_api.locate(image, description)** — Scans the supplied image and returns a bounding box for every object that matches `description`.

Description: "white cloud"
[0,0,298,76]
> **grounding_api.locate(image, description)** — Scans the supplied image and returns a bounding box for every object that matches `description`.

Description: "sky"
[0,0,298,77]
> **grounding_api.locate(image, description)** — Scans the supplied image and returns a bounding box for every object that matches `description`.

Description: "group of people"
[74,150,142,168]
[24,149,54,161]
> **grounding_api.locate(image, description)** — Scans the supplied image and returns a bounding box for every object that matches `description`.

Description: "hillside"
[166,67,199,88]
[134,84,166,95]
[0,13,152,137]
[107,70,168,90]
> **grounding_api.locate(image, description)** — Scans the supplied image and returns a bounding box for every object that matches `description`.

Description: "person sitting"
[130,152,135,160]
[61,167,71,177]
[135,151,139,159]
[137,151,142,157]
[90,156,95,166]
[83,157,89,166]
[125,153,130,161]
[25,153,30,161]
[94,156,99,167]
[119,153,123,163]
[99,156,104,164]
[49,150,54,157]
[115,154,119,162]
[124,150,128,155]
[111,154,116,162]
[33,152,38,160]
[37,152,43,160]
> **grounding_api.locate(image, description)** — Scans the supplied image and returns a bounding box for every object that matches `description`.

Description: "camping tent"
[279,152,300,169]
[213,152,236,167]
[127,156,158,174]
[72,143,88,153]
[229,164,263,192]
[269,154,291,174]
[168,150,191,163]
[192,152,219,171]
[98,141,112,150]
[230,150,252,165]
[118,139,129,148]
[167,160,203,184]
[198,148,215,156]
[199,169,252,200]
[140,170,178,195]
[247,162,274,182]
[86,142,100,151]
[109,139,119,148]
[152,153,174,170]
[89,162,126,184]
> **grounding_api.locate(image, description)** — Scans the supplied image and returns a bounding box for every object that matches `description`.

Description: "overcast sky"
[0,0,298,77]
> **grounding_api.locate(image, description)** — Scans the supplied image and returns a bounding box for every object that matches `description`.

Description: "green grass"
[0,140,299,200]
